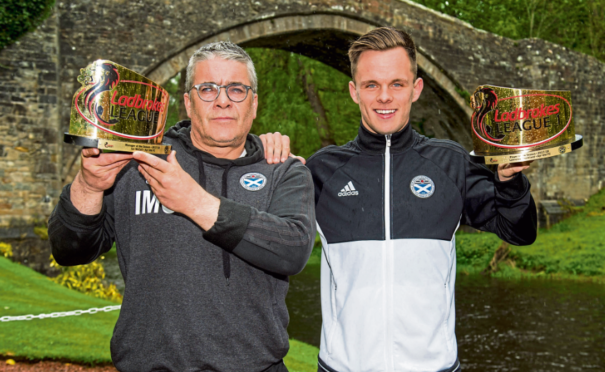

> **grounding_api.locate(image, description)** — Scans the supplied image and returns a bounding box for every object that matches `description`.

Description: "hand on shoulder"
[259,132,306,165]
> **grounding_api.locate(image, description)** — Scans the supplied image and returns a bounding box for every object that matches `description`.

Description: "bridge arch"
[145,14,474,149]
[2,0,603,236]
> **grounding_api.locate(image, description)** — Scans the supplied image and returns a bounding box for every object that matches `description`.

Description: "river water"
[285,264,605,371]
[103,255,604,370]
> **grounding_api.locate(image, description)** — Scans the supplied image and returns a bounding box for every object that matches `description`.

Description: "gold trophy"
[469,85,583,164]
[64,60,171,154]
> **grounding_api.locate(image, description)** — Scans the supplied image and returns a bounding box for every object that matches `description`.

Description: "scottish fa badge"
[410,175,434,198]
[240,173,267,191]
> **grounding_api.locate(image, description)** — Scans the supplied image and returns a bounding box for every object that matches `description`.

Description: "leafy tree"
[415,0,605,61]
[0,0,55,50]
[586,0,605,60]
[246,48,360,158]
[163,72,183,131]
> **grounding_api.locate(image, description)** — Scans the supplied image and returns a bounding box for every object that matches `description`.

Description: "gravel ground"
[0,360,117,372]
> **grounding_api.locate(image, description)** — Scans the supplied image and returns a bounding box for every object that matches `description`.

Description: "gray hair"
[185,41,257,93]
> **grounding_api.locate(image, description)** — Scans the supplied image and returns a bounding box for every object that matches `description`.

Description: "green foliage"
[0,256,118,363]
[454,87,471,104]
[411,118,434,138]
[33,226,48,240]
[0,242,13,258]
[457,187,605,279]
[0,0,55,50]
[509,188,605,277]
[246,48,360,158]
[415,0,605,62]
[456,231,502,274]
[50,255,122,303]
[0,255,319,368]
[163,72,182,132]
[305,233,323,266]
[284,339,320,372]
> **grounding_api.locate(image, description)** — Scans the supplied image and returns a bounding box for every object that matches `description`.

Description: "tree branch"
[297,59,336,148]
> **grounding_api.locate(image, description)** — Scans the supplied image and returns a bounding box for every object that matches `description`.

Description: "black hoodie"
[49,120,316,372]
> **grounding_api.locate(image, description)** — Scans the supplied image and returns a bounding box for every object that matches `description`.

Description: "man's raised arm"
[463,161,537,246]
[49,148,132,266]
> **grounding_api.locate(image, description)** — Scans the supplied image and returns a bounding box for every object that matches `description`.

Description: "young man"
[49,42,315,372]
[263,27,537,372]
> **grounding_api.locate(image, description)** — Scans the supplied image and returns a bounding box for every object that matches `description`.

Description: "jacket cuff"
[56,184,106,230]
[494,172,528,201]
[203,197,252,252]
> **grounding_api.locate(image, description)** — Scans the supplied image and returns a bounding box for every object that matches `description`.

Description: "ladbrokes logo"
[110,92,165,113]
[471,88,572,150]
[494,104,560,122]
[74,60,168,141]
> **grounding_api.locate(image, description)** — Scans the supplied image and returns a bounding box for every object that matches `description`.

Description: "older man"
[49,42,315,372]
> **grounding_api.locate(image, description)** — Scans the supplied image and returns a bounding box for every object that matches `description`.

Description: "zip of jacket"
[383,133,393,371]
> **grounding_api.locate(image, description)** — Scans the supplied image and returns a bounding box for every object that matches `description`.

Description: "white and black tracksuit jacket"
[306,123,537,372]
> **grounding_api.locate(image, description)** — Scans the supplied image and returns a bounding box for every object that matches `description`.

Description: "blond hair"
[348,27,417,80]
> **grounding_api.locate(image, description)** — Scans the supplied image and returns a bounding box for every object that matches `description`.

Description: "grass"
[0,256,319,369]
[284,340,319,372]
[0,256,119,364]
[456,188,605,281]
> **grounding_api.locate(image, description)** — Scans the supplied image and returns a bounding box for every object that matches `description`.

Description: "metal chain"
[0,305,121,322]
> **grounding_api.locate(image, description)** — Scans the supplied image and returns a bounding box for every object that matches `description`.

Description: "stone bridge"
[1,0,604,241]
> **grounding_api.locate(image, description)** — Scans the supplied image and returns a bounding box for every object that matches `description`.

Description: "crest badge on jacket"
[240,173,267,191]
[410,175,435,198]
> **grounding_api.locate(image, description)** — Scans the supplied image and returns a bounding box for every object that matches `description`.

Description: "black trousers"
[263,360,288,372]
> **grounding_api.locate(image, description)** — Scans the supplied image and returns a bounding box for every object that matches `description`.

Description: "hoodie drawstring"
[220,163,234,285]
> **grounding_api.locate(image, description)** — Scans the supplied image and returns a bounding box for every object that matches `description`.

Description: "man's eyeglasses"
[191,83,254,103]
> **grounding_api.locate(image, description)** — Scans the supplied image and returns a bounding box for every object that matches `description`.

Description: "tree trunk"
[297,59,336,148]
[178,69,189,121]
[482,241,511,275]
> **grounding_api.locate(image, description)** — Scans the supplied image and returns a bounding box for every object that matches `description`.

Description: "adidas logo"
[338,181,359,197]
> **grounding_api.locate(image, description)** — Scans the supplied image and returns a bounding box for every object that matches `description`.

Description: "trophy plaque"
[469,85,583,164]
[64,60,171,155]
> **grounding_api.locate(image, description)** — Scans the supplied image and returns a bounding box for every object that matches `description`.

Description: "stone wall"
[0,11,61,239]
[0,0,603,240]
